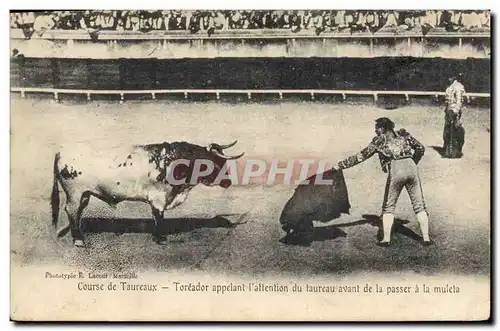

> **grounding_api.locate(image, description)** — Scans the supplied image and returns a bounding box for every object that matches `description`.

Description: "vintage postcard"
[10,9,491,321]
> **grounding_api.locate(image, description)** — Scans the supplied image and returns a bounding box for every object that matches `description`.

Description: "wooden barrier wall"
[10,57,490,93]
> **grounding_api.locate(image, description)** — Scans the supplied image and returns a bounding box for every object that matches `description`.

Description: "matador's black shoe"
[376,241,391,247]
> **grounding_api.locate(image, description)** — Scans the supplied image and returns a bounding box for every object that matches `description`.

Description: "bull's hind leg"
[64,192,91,247]
[151,207,167,245]
[64,201,85,247]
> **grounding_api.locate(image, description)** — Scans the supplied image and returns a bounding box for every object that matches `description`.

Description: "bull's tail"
[51,152,60,229]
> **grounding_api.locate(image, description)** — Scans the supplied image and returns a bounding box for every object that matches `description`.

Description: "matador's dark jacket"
[337,129,425,173]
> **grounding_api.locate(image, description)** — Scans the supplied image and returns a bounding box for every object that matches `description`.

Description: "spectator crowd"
[11,10,491,39]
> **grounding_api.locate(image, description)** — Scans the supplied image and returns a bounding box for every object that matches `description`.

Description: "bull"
[51,140,244,247]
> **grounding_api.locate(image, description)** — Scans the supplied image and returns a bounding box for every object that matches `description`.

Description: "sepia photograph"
[9,7,491,322]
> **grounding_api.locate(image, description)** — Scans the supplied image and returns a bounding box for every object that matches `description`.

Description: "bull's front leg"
[151,206,167,245]
[147,186,193,245]
[165,188,192,210]
[147,191,168,245]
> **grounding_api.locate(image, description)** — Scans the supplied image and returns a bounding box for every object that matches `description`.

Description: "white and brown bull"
[51,140,244,247]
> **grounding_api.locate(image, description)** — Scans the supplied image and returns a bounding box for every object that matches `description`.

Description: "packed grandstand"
[11,10,491,38]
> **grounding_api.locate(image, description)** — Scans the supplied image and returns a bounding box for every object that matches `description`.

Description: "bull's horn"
[218,140,238,150]
[213,150,245,160]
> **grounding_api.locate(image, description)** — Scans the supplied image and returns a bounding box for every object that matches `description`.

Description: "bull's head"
[169,140,244,188]
[205,140,244,188]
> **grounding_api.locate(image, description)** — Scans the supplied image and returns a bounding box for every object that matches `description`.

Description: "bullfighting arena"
[10,95,490,277]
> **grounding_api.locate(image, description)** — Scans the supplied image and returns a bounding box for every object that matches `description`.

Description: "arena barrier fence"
[10,87,490,104]
[10,28,490,41]
[10,29,491,54]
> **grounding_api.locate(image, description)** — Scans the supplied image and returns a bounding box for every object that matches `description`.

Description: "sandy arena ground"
[10,95,491,277]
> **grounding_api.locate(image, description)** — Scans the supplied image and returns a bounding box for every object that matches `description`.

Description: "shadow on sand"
[280,214,423,246]
[430,145,446,158]
[430,145,464,159]
[80,215,243,236]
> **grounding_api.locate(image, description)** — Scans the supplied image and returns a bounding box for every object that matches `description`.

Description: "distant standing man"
[443,74,466,158]
[332,117,432,247]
